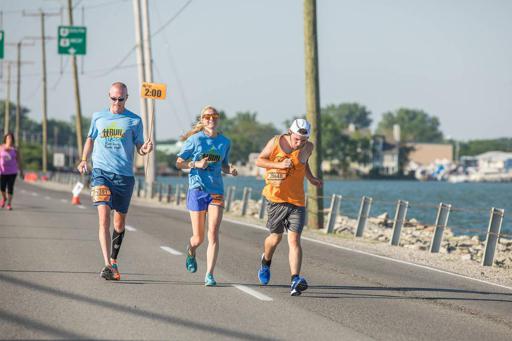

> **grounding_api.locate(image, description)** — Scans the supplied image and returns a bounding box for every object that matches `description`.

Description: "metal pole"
[15,44,21,145]
[166,184,172,203]
[4,63,11,135]
[241,187,252,216]
[390,200,409,246]
[325,194,341,234]
[141,0,156,196]
[258,195,266,220]
[482,208,505,266]
[430,203,451,253]
[355,196,372,237]
[67,0,84,160]
[304,0,323,229]
[175,184,181,206]
[40,11,48,173]
[132,0,148,171]
[225,186,234,212]
[158,182,163,202]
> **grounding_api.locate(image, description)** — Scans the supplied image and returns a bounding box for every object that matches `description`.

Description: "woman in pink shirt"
[0,133,24,210]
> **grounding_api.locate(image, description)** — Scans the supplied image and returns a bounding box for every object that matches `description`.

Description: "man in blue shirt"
[78,82,153,281]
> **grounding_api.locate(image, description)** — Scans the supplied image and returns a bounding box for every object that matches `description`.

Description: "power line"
[152,0,193,122]
[96,0,193,78]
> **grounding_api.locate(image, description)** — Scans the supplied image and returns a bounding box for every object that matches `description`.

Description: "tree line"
[1,100,510,172]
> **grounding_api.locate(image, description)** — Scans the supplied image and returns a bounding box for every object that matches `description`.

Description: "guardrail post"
[482,207,505,266]
[430,203,451,253]
[241,187,252,216]
[166,184,172,203]
[137,178,142,198]
[390,200,409,246]
[325,194,341,234]
[175,184,182,206]
[158,183,163,202]
[258,195,266,220]
[226,186,235,212]
[355,196,372,237]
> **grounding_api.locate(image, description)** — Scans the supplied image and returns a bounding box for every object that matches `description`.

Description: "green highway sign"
[0,30,4,59]
[58,26,86,55]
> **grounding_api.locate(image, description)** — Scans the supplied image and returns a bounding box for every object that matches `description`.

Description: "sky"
[0,0,511,142]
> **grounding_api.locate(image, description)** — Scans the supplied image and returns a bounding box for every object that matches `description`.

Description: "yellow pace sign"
[140,82,167,100]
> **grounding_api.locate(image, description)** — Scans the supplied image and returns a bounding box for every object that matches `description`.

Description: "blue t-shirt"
[177,131,231,195]
[88,109,144,176]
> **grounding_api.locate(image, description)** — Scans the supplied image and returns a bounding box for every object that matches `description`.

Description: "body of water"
[152,176,511,237]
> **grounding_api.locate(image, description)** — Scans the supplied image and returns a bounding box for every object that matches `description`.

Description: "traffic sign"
[58,26,86,55]
[53,153,65,168]
[0,31,4,59]
[141,82,167,100]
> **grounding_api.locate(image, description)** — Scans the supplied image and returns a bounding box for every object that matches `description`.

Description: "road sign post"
[58,26,86,55]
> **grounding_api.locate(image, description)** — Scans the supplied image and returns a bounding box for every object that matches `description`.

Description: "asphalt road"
[1,182,511,340]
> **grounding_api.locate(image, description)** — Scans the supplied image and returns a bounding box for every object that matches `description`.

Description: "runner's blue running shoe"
[205,273,217,286]
[290,276,308,296]
[186,245,197,273]
[258,254,271,285]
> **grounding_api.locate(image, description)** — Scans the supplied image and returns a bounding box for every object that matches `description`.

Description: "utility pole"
[24,10,59,173]
[4,41,34,145]
[132,0,148,170]
[3,62,11,135]
[67,0,84,161]
[141,0,156,196]
[304,0,324,229]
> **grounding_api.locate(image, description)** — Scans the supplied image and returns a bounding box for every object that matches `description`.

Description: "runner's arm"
[77,138,94,174]
[255,137,285,169]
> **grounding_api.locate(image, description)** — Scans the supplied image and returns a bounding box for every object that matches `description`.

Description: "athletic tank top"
[0,146,18,175]
[262,135,306,207]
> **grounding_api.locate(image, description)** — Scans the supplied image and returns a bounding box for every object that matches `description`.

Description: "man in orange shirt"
[255,118,322,296]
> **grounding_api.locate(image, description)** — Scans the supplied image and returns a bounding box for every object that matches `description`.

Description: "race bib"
[91,185,111,202]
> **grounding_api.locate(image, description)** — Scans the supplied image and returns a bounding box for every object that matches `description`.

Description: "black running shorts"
[265,201,306,234]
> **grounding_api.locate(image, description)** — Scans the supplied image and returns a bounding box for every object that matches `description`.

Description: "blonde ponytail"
[180,105,219,141]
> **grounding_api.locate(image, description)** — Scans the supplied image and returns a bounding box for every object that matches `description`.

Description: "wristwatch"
[190,161,195,169]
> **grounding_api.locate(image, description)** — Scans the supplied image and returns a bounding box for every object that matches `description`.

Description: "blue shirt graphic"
[177,131,231,195]
[88,109,144,176]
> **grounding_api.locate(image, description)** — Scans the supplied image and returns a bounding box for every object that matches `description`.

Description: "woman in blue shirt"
[176,105,238,286]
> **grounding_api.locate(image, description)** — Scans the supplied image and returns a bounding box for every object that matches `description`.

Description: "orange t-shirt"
[262,135,306,207]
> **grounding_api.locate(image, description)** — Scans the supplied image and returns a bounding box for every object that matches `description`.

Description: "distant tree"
[458,138,512,157]
[221,111,279,164]
[321,103,372,129]
[376,108,444,143]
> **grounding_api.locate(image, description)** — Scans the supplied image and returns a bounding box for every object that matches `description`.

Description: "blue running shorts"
[90,168,135,214]
[186,188,224,211]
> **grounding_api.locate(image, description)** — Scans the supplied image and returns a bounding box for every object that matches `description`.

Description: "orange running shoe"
[110,259,121,281]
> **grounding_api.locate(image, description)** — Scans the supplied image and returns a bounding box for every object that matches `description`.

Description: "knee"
[190,235,204,247]
[267,234,283,246]
[208,231,219,244]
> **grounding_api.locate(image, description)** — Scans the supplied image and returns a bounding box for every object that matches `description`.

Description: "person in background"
[0,132,24,210]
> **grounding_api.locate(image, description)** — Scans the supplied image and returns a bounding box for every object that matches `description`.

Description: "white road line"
[31,192,39,197]
[21,189,26,193]
[223,218,512,292]
[44,196,51,200]
[233,284,273,301]
[125,225,137,232]
[160,246,183,256]
[60,199,67,203]
[77,205,86,209]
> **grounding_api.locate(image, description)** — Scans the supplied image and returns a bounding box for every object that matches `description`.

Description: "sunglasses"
[110,97,126,102]
[202,114,219,120]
